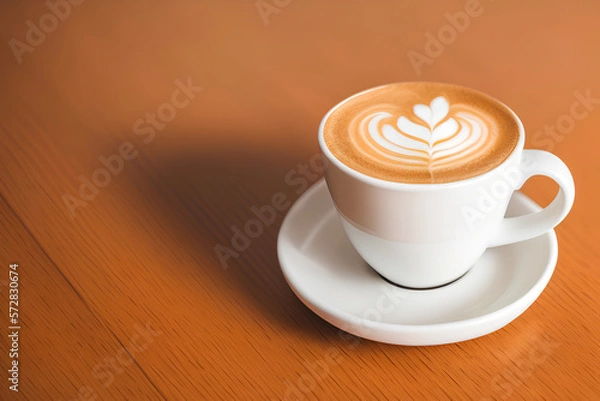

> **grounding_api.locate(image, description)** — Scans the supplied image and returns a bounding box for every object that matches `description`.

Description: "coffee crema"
[322,82,520,183]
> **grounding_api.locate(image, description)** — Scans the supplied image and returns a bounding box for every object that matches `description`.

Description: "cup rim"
[318,81,525,191]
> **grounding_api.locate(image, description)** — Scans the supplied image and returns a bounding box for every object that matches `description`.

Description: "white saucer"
[277,179,558,346]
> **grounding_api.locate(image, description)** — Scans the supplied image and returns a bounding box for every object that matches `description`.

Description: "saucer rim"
[277,179,558,345]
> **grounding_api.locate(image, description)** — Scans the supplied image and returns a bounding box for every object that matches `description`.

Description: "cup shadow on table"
[134,137,354,343]
[125,134,549,354]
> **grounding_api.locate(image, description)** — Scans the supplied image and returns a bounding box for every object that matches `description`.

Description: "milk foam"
[323,83,520,183]
[358,96,490,173]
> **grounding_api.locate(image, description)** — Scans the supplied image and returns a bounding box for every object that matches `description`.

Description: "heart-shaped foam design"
[359,95,490,170]
[413,96,449,128]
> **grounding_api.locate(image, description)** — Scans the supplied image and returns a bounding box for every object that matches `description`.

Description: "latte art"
[323,82,520,183]
[357,96,491,174]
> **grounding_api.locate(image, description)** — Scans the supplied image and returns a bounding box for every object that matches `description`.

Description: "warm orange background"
[1,1,599,400]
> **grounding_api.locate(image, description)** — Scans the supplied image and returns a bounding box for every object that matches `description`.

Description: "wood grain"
[0,0,599,400]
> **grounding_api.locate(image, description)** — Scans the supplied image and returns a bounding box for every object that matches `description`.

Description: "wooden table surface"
[1,1,599,400]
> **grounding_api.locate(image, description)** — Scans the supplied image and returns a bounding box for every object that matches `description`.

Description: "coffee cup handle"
[487,149,575,247]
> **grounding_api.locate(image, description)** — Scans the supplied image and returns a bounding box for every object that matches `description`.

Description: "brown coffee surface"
[322,82,520,183]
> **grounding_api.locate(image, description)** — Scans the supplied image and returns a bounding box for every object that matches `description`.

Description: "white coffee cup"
[318,88,575,289]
